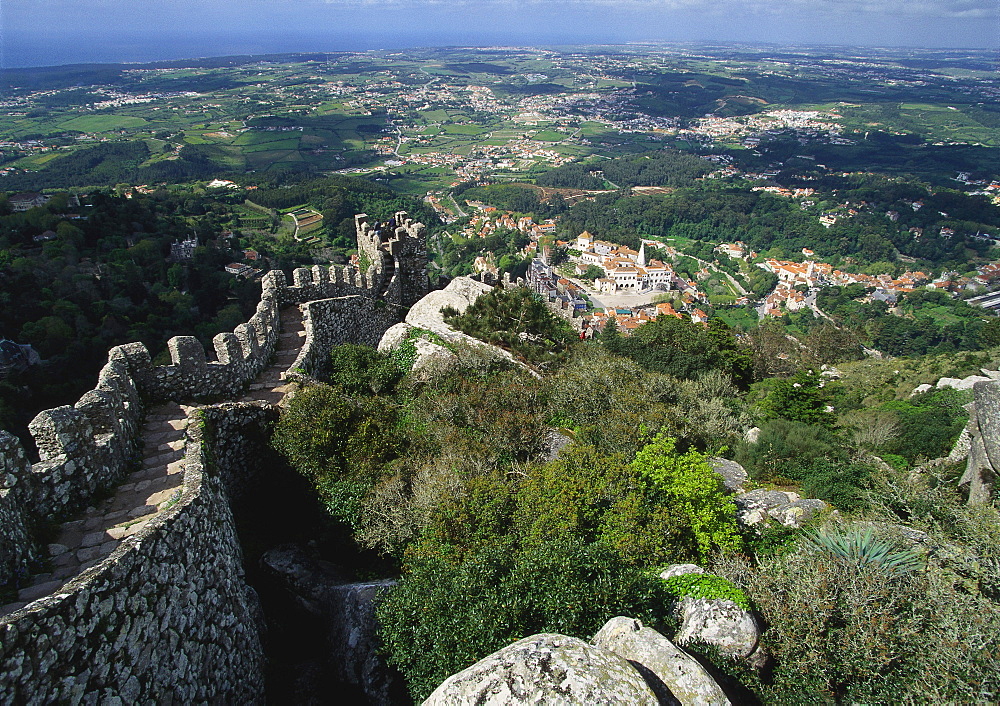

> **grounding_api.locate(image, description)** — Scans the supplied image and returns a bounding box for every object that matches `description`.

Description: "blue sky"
[2,0,997,67]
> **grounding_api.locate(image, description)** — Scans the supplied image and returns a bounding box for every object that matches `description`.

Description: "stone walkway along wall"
[0,212,427,703]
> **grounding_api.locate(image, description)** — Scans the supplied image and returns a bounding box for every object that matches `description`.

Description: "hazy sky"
[2,0,997,67]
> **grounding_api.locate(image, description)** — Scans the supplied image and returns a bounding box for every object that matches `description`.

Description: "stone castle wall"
[288,296,405,380]
[0,405,270,704]
[0,212,429,701]
[0,211,427,588]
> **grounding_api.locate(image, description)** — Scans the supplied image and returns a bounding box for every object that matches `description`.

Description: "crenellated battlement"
[0,212,429,591]
[0,211,430,701]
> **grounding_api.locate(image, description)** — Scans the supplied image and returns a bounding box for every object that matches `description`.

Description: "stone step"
[143,450,181,468]
[18,580,65,603]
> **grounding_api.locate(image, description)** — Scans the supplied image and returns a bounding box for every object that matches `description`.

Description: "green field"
[57,115,148,132]
[442,124,490,135]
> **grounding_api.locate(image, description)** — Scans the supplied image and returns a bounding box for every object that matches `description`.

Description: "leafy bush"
[717,525,1000,704]
[737,418,835,482]
[631,433,743,559]
[376,535,669,702]
[271,383,404,524]
[443,285,575,368]
[789,456,872,511]
[755,368,834,426]
[878,387,970,463]
[514,443,699,566]
[610,316,753,388]
[661,573,750,610]
[327,344,403,395]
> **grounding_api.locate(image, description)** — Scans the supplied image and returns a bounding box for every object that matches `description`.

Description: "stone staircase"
[0,306,306,616]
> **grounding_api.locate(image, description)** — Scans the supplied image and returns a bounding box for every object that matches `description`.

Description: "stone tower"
[355,211,430,308]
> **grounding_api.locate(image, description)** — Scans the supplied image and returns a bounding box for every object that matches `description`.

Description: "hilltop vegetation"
[269,288,1000,702]
[3,43,1000,702]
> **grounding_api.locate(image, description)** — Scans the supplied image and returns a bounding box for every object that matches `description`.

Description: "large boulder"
[405,276,493,334]
[659,564,705,581]
[936,374,993,391]
[378,277,533,378]
[423,633,659,705]
[959,380,1000,505]
[593,617,730,706]
[734,488,828,528]
[674,597,760,661]
[708,458,747,493]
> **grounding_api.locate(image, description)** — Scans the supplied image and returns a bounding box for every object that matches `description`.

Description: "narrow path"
[1,306,305,616]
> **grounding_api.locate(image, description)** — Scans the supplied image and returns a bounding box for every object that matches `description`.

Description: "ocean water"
[0,25,611,69]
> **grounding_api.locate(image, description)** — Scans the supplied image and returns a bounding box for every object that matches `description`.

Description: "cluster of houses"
[524,251,712,338]
[572,232,677,293]
[580,300,709,338]
[8,192,51,212]
[525,259,589,315]
[460,205,558,242]
[760,253,930,295]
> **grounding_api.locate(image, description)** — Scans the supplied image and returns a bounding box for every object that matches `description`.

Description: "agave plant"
[801,525,924,577]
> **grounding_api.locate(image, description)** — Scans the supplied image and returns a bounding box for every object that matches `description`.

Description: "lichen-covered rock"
[378,277,535,378]
[936,375,993,391]
[592,617,730,706]
[378,322,413,353]
[659,564,705,581]
[708,458,747,493]
[674,597,760,659]
[959,380,1000,505]
[423,633,659,705]
[541,429,574,463]
[405,276,494,335]
[735,488,829,528]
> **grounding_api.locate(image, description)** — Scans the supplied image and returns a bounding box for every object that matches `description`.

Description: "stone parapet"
[287,296,403,381]
[0,212,429,696]
[0,405,266,703]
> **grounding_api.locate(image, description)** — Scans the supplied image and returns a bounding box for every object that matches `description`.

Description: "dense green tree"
[613,315,753,387]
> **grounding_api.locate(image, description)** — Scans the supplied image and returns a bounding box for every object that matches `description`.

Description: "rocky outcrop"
[593,617,730,706]
[709,458,748,493]
[911,369,1000,397]
[659,564,762,665]
[674,598,761,661]
[959,380,1000,505]
[261,544,403,705]
[423,633,660,705]
[735,488,829,528]
[379,276,535,378]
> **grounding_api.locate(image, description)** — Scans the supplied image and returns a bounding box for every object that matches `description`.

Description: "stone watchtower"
[355,211,430,308]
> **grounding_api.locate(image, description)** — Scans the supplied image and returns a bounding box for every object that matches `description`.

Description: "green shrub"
[738,419,834,480]
[879,387,970,463]
[717,534,1000,704]
[443,285,576,367]
[328,343,402,395]
[631,433,743,559]
[271,383,404,524]
[661,573,750,610]
[881,453,908,471]
[376,536,669,702]
[792,457,872,511]
[756,368,834,426]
